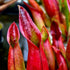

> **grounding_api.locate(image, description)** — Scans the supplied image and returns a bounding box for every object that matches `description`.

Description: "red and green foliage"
[7,0,70,70]
[7,22,25,70]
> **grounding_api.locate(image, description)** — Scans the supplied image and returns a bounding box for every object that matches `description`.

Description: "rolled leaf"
[7,22,20,47]
[44,39,55,70]
[18,5,41,47]
[8,43,25,70]
[19,5,49,70]
[22,2,50,42]
[23,2,45,32]
[7,22,25,70]
[28,0,51,27]
[21,3,55,69]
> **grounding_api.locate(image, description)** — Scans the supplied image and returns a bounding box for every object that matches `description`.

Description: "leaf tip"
[7,22,20,47]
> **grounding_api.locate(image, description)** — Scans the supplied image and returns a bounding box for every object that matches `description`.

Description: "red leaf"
[39,42,49,70]
[66,38,70,69]
[66,38,70,60]
[67,0,70,12]
[51,22,65,57]
[28,0,42,13]
[19,5,49,70]
[18,5,41,47]
[8,46,14,70]
[7,23,25,70]
[27,41,49,70]
[27,41,41,70]
[23,2,45,32]
[24,1,50,27]
[7,22,20,47]
[42,0,59,19]
[44,39,55,70]
[51,22,61,40]
[58,63,63,70]
[52,46,68,70]
[53,36,66,58]
[52,0,59,11]
[8,43,25,70]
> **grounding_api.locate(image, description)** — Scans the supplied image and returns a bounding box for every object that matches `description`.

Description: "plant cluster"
[7,0,70,70]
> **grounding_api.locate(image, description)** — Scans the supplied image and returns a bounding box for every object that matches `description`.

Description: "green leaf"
[58,0,62,11]
[59,0,69,31]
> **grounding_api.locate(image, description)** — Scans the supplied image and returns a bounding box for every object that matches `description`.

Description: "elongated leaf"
[42,0,59,19]
[7,22,20,47]
[27,40,49,70]
[52,46,68,70]
[51,22,61,40]
[61,0,69,31]
[53,0,60,11]
[53,36,66,58]
[28,0,42,12]
[57,63,63,70]
[44,39,55,70]
[23,2,45,31]
[8,43,25,70]
[21,3,55,70]
[51,22,66,57]
[22,2,50,42]
[67,0,70,12]
[28,0,51,27]
[27,41,42,70]
[18,5,41,47]
[68,23,70,37]
[66,38,70,70]
[58,0,69,31]
[41,26,49,42]
[7,22,25,70]
[19,5,49,70]
[40,42,49,70]
[8,46,14,70]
